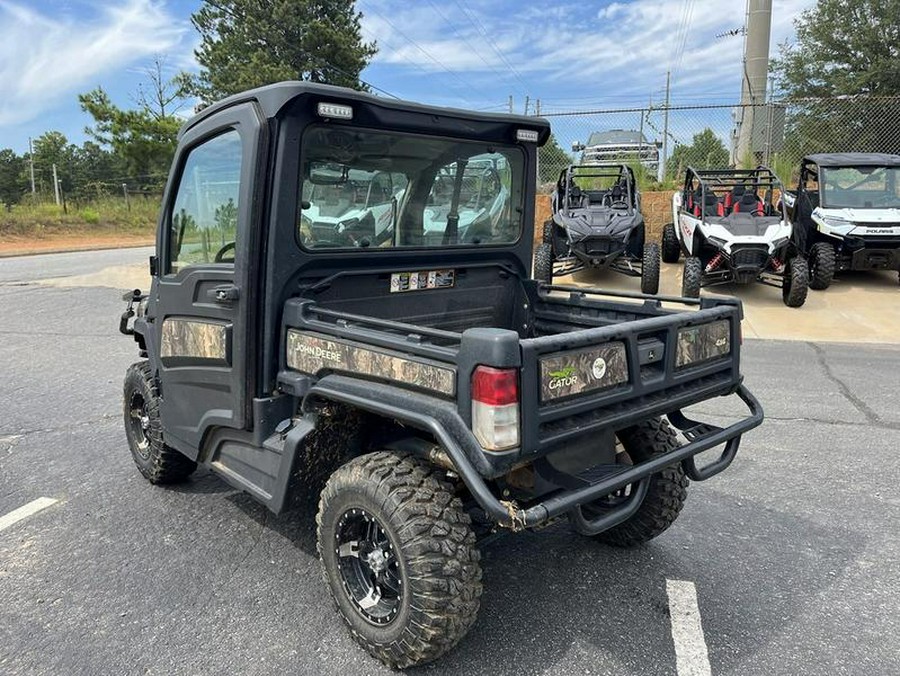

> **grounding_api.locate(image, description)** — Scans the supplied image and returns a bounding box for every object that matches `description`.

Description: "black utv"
[782,153,900,288]
[120,82,763,668]
[534,163,660,294]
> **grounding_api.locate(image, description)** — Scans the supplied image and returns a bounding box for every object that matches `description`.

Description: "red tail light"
[472,366,518,406]
[471,366,519,451]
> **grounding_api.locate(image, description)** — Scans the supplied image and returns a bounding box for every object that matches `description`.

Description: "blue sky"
[0,0,814,154]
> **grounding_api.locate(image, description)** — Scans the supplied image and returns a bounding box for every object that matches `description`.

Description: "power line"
[360,3,492,104]
[423,0,522,96]
[452,0,530,95]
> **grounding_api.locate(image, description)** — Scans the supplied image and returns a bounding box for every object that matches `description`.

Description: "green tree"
[31,131,79,195]
[666,128,729,177]
[773,0,900,99]
[183,0,377,105]
[78,57,186,184]
[539,134,572,183]
[772,0,900,156]
[78,88,181,182]
[0,149,28,205]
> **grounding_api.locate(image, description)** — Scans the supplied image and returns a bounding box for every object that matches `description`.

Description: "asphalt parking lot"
[1,249,899,675]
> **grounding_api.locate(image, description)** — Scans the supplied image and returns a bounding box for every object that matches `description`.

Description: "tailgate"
[519,296,741,457]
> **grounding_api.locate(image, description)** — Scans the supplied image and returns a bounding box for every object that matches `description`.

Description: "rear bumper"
[305,375,763,531]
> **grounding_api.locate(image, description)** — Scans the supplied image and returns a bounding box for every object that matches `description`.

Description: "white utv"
[782,153,900,288]
[662,166,808,308]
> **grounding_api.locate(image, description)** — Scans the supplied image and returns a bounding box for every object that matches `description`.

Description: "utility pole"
[28,137,35,194]
[508,95,513,114]
[735,0,773,165]
[524,96,530,116]
[52,164,60,206]
[658,70,671,183]
[535,99,541,116]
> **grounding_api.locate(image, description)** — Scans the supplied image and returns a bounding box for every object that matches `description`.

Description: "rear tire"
[782,256,809,307]
[123,361,196,484]
[681,257,703,298]
[661,223,680,263]
[809,242,835,290]
[641,242,661,295]
[317,452,481,668]
[533,242,553,284]
[585,418,688,548]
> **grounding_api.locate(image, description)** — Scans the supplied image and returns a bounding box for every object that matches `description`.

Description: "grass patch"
[0,197,158,238]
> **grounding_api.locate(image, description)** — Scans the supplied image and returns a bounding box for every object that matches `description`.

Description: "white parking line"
[0,497,59,532]
[666,579,712,676]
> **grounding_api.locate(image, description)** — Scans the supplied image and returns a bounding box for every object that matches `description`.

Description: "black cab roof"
[804,153,900,167]
[180,80,551,144]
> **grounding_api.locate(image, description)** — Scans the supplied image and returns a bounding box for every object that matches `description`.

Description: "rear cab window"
[297,125,524,250]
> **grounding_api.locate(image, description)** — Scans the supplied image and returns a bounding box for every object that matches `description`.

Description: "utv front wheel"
[123,361,196,484]
[533,242,554,284]
[782,256,809,308]
[661,223,681,263]
[542,219,554,245]
[317,452,482,668]
[681,257,703,298]
[576,418,688,547]
[641,242,661,295]
[809,242,835,290]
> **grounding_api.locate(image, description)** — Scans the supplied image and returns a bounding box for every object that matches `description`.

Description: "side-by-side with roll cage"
[533,163,660,295]
[661,166,809,308]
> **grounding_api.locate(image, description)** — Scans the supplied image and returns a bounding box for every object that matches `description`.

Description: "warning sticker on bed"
[390,269,455,293]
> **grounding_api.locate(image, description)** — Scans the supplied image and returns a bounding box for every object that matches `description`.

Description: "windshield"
[820,166,900,209]
[298,125,525,249]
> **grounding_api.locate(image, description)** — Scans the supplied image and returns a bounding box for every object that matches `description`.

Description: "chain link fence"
[536,96,900,193]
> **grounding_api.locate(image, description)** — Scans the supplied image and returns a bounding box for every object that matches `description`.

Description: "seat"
[568,185,585,209]
[733,191,763,216]
[695,190,723,218]
[609,184,627,209]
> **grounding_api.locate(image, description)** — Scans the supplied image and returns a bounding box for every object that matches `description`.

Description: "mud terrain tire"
[641,242,661,295]
[809,242,836,290]
[586,418,688,548]
[682,256,703,298]
[317,452,482,668]
[123,361,196,484]
[533,242,554,284]
[661,222,681,263]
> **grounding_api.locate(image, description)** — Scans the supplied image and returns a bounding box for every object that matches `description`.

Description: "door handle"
[208,285,240,303]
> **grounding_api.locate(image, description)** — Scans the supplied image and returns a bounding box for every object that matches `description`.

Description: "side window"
[168,130,243,273]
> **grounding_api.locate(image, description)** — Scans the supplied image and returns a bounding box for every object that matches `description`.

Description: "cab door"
[152,102,264,456]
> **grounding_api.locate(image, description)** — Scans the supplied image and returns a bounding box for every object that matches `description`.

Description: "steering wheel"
[214,241,236,263]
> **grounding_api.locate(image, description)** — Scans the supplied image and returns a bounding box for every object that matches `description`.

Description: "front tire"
[317,452,482,669]
[682,256,703,298]
[782,256,809,307]
[661,223,680,263]
[542,219,554,245]
[581,418,688,548]
[809,242,835,290]
[123,361,196,484]
[641,242,661,295]
[533,242,554,284]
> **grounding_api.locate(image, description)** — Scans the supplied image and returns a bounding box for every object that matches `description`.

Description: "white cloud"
[0,0,186,126]
[360,0,815,108]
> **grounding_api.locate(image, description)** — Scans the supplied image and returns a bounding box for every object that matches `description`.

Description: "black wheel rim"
[128,392,151,459]
[334,508,403,625]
